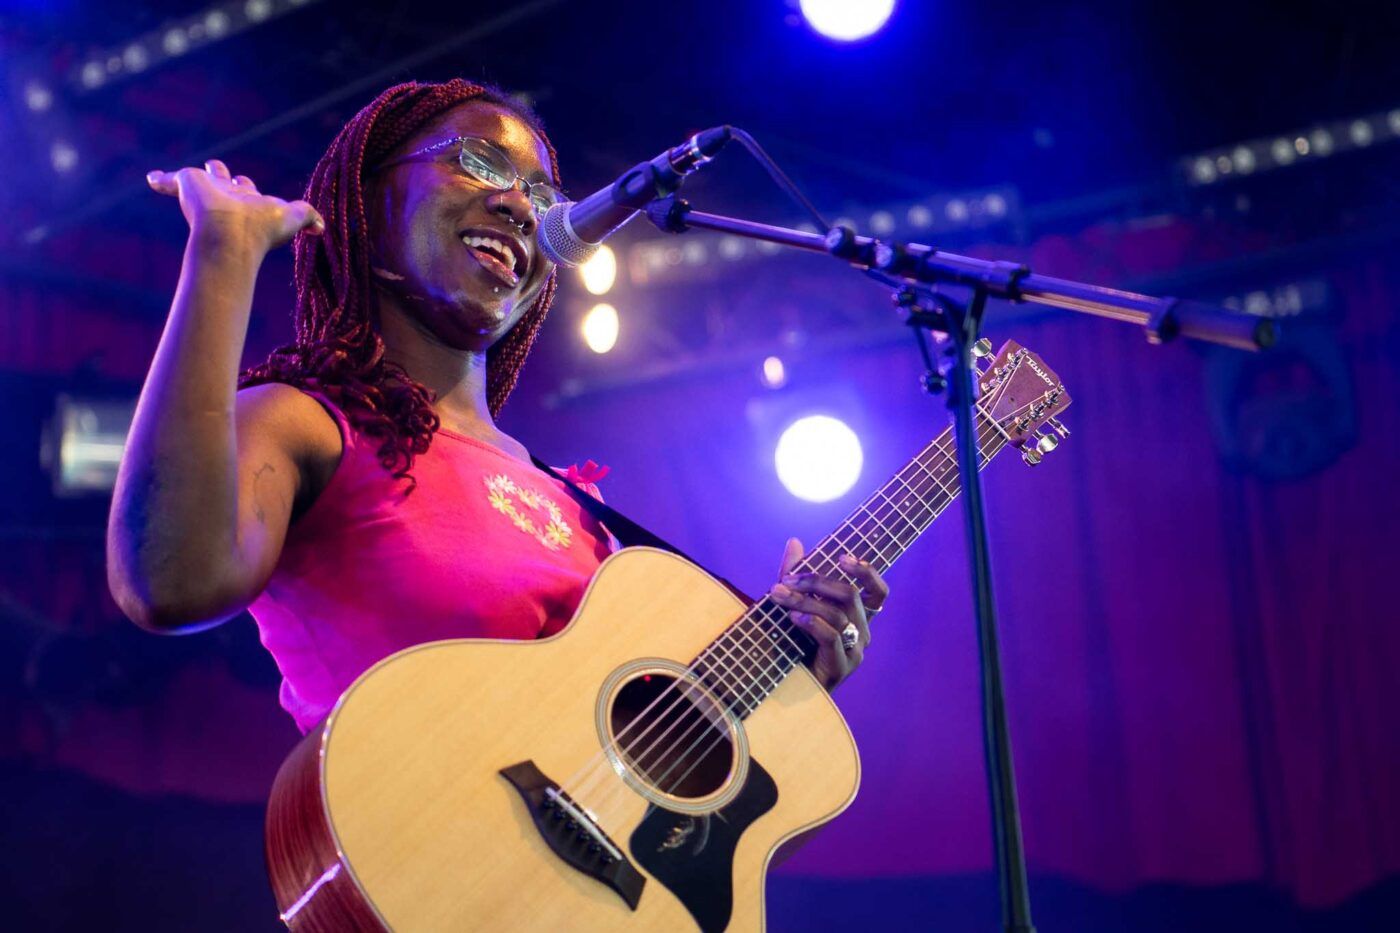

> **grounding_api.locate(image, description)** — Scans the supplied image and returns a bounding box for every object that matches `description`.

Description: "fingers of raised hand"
[145,169,179,196]
[233,175,257,191]
[286,200,326,236]
[204,159,232,181]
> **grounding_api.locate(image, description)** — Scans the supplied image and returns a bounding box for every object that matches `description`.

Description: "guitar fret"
[869,490,922,541]
[854,503,906,556]
[909,455,957,502]
[687,404,1029,723]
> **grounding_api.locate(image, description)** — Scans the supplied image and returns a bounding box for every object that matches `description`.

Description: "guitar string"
[561,380,1036,832]
[559,410,1010,832]
[645,424,1012,800]
[557,406,1018,833]
[637,386,1040,800]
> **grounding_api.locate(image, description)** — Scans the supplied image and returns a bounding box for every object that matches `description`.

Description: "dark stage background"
[2,2,1398,930]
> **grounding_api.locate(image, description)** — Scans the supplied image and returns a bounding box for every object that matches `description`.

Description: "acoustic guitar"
[265,339,1070,931]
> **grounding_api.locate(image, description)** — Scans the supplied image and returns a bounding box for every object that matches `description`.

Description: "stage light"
[718,236,745,259]
[775,414,863,502]
[205,10,231,37]
[1232,146,1256,174]
[245,0,274,21]
[123,44,149,72]
[869,210,895,234]
[41,396,135,495]
[907,204,932,228]
[983,193,1008,217]
[1309,129,1334,156]
[50,140,78,173]
[1389,110,1400,135]
[945,199,969,221]
[761,356,787,389]
[1350,120,1374,147]
[1271,139,1296,165]
[799,0,896,41]
[1191,156,1218,183]
[581,303,619,354]
[1294,136,1310,156]
[163,28,190,55]
[80,61,105,89]
[579,244,617,295]
[23,81,52,113]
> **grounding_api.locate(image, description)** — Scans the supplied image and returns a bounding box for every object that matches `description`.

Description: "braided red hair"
[241,79,560,485]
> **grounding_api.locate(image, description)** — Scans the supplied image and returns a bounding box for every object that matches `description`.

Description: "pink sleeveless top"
[247,390,615,732]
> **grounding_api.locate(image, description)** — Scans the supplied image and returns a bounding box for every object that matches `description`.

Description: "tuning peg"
[1021,446,1043,466]
[1047,416,1070,438]
[971,338,994,359]
[1035,431,1060,454]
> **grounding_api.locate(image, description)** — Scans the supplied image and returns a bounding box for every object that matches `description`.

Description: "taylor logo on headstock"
[973,339,1072,465]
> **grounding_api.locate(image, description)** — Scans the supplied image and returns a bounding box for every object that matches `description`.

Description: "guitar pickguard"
[630,757,778,933]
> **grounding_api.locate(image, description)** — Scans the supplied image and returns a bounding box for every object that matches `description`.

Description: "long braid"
[241,79,561,485]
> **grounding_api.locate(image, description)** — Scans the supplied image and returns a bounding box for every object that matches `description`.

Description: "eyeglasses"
[376,136,563,218]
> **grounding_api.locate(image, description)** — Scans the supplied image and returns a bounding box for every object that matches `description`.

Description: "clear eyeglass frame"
[377,136,563,218]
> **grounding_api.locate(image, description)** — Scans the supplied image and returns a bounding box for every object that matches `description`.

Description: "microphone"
[538,126,732,267]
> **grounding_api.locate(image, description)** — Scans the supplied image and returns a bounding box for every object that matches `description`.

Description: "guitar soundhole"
[609,673,734,801]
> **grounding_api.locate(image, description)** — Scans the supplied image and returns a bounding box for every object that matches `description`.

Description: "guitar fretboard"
[692,408,1012,718]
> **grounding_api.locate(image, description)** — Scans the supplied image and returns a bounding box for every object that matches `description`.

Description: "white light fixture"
[761,356,787,389]
[578,244,617,295]
[80,61,106,89]
[23,81,52,113]
[581,303,619,354]
[205,10,231,37]
[799,0,897,42]
[245,0,274,21]
[163,28,190,55]
[123,44,149,72]
[50,140,78,173]
[775,415,863,502]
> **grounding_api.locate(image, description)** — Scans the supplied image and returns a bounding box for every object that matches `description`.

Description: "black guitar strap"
[530,455,751,601]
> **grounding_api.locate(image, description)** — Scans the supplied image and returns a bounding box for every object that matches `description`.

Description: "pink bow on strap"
[564,460,611,485]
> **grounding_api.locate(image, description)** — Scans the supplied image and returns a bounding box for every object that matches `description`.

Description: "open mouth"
[460,231,527,288]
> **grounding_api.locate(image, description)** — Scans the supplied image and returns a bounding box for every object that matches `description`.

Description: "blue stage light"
[799,0,896,42]
[775,414,863,502]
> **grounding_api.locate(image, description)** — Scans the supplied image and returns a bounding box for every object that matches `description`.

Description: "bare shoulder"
[236,383,344,501]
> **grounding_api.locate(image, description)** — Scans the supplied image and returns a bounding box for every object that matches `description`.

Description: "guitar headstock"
[974,339,1072,465]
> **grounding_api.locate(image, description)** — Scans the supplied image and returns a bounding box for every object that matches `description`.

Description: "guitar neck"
[694,408,1013,717]
[799,406,1011,578]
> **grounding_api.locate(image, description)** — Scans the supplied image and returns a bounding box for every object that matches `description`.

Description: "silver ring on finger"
[840,623,860,651]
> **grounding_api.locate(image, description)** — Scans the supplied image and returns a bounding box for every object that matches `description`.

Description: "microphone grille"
[538,202,599,268]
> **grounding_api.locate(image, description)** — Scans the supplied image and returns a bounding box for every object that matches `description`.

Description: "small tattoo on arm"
[251,462,276,525]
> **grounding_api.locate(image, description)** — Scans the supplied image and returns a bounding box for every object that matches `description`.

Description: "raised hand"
[146,159,324,253]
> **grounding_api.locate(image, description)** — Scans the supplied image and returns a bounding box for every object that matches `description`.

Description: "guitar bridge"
[499,760,646,910]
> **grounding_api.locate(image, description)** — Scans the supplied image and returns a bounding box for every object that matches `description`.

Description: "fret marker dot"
[775,415,863,502]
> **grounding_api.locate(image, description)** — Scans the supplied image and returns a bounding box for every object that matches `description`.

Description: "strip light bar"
[70,0,323,93]
[1182,106,1400,186]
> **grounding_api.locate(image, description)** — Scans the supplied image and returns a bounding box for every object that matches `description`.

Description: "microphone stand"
[642,196,1275,933]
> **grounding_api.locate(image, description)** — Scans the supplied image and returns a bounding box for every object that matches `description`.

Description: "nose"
[486,184,537,234]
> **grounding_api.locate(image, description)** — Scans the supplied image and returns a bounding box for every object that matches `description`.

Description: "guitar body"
[266,547,861,932]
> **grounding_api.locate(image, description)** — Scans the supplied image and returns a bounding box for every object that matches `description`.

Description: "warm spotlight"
[579,244,617,295]
[799,0,897,41]
[775,415,863,502]
[761,356,787,389]
[581,303,619,354]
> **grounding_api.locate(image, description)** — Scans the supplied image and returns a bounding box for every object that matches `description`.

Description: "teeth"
[461,234,519,275]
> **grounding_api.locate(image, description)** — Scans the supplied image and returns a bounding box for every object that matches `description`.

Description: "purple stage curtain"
[512,257,1400,907]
